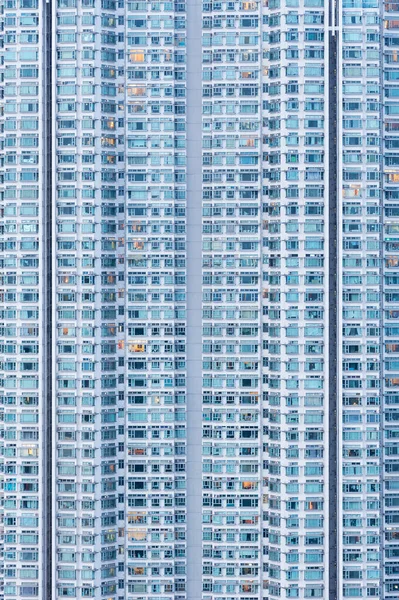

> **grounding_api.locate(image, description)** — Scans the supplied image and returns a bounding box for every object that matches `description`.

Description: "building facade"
[0,0,397,599]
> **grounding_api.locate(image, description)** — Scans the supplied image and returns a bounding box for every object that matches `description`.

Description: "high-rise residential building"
[0,0,398,599]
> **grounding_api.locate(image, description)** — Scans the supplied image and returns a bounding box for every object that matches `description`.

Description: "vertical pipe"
[186,0,203,596]
[43,0,53,596]
[328,10,338,600]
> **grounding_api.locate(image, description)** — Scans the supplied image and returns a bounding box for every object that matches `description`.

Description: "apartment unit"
[0,0,398,599]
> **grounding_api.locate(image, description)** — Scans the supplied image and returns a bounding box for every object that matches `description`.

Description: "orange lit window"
[127,86,146,97]
[242,481,256,489]
[129,51,145,62]
[129,343,146,353]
